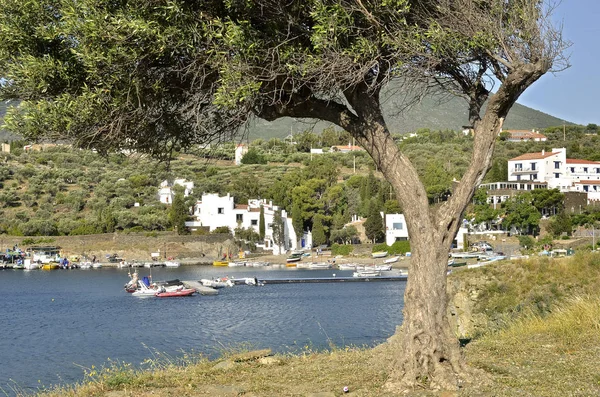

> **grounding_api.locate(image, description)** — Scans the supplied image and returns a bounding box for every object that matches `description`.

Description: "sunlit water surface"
[0,266,405,394]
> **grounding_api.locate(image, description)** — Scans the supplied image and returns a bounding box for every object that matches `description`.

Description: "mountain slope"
[247,83,571,139]
[0,88,571,143]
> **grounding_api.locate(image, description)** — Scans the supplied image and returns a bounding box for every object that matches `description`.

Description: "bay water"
[0,266,405,395]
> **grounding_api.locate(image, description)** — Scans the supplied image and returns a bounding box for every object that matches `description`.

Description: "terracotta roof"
[574,180,600,185]
[509,152,558,161]
[249,208,261,212]
[234,204,248,210]
[566,158,600,165]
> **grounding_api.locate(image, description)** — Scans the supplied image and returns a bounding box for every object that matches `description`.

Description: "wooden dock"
[253,275,407,284]
[182,280,219,295]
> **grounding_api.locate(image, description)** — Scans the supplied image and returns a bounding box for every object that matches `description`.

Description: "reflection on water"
[0,266,405,393]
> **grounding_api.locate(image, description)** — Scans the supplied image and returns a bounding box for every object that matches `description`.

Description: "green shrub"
[372,243,388,253]
[372,241,411,255]
[213,226,231,235]
[331,243,353,256]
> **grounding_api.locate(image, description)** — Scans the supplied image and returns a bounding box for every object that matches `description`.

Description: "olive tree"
[0,0,568,390]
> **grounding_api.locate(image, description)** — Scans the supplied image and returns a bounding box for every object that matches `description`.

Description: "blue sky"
[517,1,599,125]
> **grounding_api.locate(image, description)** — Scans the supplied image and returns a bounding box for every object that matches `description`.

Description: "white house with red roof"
[185,193,305,254]
[501,129,547,142]
[507,147,600,202]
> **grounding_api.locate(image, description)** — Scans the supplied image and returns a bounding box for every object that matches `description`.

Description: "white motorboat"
[337,263,357,271]
[165,261,180,267]
[383,256,400,264]
[243,277,263,286]
[23,260,40,270]
[371,251,388,258]
[92,262,102,269]
[373,264,392,271]
[308,262,331,269]
[117,261,130,268]
[80,261,92,269]
[353,270,381,278]
[200,278,234,288]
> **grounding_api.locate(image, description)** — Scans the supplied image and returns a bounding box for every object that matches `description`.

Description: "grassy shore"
[24,253,600,397]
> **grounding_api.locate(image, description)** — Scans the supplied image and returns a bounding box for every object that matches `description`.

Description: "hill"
[0,82,572,143]
[246,81,571,140]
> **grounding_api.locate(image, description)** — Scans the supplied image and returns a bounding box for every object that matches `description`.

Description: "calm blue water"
[0,266,405,394]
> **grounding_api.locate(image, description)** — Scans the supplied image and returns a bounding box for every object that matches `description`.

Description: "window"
[217,207,224,214]
[236,214,243,223]
[392,222,403,230]
[554,161,560,169]
[515,163,522,170]
[570,167,575,173]
[251,219,258,226]
[533,174,538,180]
[531,162,536,171]
[584,167,588,173]
[554,173,560,178]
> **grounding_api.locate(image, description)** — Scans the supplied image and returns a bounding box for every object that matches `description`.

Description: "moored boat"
[383,256,400,264]
[41,263,60,270]
[155,288,195,298]
[308,262,331,269]
[371,251,388,259]
[353,270,381,278]
[337,263,357,271]
[164,261,180,267]
[213,260,230,267]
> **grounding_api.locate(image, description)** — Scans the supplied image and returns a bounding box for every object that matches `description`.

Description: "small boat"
[373,264,392,271]
[79,261,92,269]
[200,278,234,288]
[24,260,40,270]
[447,259,467,267]
[164,261,180,267]
[337,263,357,271]
[371,251,388,259]
[41,263,60,270]
[213,260,230,267]
[308,262,331,269]
[384,256,400,264]
[144,262,164,268]
[353,270,381,278]
[92,262,103,269]
[286,254,302,263]
[155,288,195,298]
[243,277,263,286]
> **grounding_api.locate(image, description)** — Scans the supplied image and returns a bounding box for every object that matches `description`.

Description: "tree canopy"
[0,0,569,392]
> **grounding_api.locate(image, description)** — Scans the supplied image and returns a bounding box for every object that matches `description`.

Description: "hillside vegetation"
[0,124,598,241]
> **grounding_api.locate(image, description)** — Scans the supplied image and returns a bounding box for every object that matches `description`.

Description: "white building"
[185,193,305,255]
[158,179,194,204]
[501,129,547,142]
[234,144,248,165]
[385,214,409,246]
[507,147,600,202]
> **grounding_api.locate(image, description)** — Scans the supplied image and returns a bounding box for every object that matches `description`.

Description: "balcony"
[511,167,537,175]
